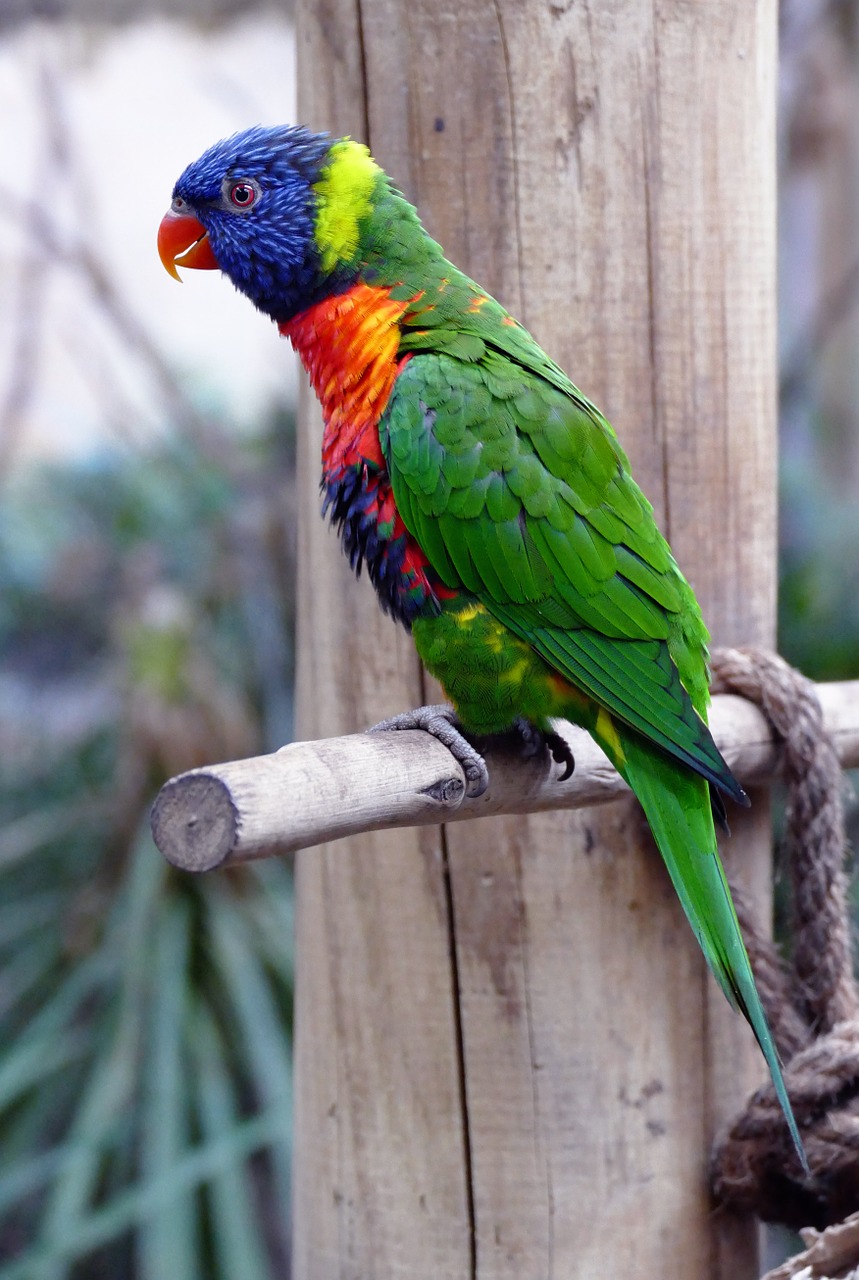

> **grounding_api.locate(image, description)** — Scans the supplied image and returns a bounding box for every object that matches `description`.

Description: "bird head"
[158,124,383,322]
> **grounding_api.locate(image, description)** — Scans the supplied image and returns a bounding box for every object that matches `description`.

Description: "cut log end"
[150,772,239,873]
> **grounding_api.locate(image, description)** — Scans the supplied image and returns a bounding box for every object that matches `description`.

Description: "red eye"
[229,181,257,209]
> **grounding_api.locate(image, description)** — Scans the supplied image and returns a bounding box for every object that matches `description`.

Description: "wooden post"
[292,2,778,1276]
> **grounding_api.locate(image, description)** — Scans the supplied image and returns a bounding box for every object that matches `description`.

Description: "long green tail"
[616,728,808,1171]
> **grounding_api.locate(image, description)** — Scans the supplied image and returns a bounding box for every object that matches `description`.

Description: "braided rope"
[709,648,859,1229]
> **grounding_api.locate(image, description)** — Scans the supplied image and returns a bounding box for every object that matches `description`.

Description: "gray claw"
[511,718,575,781]
[544,730,575,781]
[368,704,490,798]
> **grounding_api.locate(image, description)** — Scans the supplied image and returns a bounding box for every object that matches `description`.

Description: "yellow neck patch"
[313,139,380,274]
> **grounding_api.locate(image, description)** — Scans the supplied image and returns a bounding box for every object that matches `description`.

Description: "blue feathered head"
[158,124,383,322]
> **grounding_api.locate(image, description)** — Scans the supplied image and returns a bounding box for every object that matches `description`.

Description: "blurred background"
[0,3,298,1276]
[0,0,856,1275]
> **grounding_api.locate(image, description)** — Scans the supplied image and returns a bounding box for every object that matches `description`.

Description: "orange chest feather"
[280,282,411,474]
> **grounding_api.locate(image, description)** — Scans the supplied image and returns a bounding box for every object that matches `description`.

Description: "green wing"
[381,348,743,803]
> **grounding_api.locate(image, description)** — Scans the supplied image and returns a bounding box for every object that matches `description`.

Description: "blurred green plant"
[779,454,859,685]
[0,410,297,1278]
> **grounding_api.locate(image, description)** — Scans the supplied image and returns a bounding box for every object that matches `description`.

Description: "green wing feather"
[362,182,806,1164]
[383,348,743,802]
[381,333,807,1168]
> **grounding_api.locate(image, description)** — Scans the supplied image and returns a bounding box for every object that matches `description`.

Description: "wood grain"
[292,9,471,1278]
[291,1,780,1275]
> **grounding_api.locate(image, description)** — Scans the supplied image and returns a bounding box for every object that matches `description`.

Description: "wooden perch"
[150,680,859,872]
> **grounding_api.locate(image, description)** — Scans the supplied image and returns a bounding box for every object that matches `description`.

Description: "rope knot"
[709,648,858,1230]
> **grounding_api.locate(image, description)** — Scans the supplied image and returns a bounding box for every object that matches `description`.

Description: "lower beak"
[157,209,220,280]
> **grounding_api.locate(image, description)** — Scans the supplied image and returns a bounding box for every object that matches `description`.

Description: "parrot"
[158,124,806,1166]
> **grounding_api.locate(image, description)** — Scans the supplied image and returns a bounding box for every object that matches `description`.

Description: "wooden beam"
[286,1,782,1276]
[151,680,859,871]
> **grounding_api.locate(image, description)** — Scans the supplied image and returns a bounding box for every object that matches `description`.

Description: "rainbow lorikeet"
[158,124,805,1164]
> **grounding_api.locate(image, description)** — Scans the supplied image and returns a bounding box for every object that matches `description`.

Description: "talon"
[368,704,490,798]
[545,730,575,781]
[505,719,575,781]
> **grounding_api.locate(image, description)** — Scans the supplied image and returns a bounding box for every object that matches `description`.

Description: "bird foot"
[509,718,575,781]
[368,704,490,798]
[368,708,575,797]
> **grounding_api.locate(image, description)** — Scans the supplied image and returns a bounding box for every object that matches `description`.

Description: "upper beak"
[157,208,220,281]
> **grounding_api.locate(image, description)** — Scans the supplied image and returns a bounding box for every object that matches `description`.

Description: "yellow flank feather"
[313,140,379,273]
[595,706,626,766]
[453,602,483,626]
[500,657,530,684]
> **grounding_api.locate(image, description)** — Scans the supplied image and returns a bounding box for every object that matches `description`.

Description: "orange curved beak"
[157,208,220,281]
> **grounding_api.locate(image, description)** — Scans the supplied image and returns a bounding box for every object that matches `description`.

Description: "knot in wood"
[419,777,466,805]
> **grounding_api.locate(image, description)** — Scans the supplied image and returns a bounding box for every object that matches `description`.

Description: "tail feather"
[616,727,808,1173]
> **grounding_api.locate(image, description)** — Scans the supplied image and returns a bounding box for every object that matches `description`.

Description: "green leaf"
[137,897,197,1280]
[207,894,292,1207]
[0,1111,286,1280]
[193,1003,274,1280]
